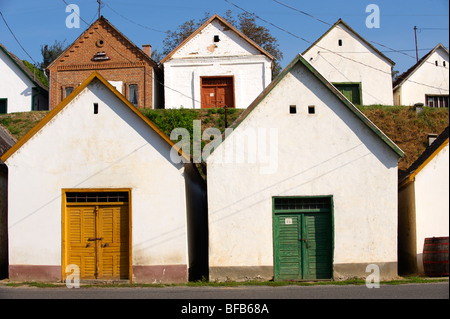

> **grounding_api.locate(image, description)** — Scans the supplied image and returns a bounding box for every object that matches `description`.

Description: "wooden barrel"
[423,237,449,277]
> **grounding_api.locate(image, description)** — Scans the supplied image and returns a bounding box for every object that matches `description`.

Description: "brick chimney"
[142,44,152,57]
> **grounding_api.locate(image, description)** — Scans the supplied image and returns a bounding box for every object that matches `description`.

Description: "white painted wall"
[414,143,449,271]
[394,48,449,106]
[303,23,394,105]
[5,79,189,269]
[0,48,35,113]
[108,80,123,94]
[163,19,272,109]
[206,61,399,275]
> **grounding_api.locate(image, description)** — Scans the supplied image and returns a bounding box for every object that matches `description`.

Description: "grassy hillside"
[357,105,448,171]
[0,111,49,141]
[1,106,448,171]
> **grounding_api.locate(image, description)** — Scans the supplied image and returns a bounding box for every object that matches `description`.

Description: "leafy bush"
[22,60,49,88]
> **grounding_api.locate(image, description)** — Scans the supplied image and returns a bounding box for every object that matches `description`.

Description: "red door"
[201,77,234,109]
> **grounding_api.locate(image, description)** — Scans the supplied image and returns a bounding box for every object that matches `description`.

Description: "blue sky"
[0,0,448,74]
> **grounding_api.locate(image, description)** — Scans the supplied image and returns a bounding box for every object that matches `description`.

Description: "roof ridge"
[0,72,190,163]
[205,53,404,160]
[393,43,449,90]
[302,18,395,66]
[399,126,449,183]
[46,16,160,72]
[160,13,274,64]
[0,42,49,91]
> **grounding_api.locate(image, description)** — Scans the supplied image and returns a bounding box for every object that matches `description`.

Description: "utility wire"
[0,10,88,90]
[103,1,166,33]
[0,11,38,65]
[225,0,448,92]
[59,0,217,108]
[420,28,449,30]
[272,0,332,26]
[272,0,449,69]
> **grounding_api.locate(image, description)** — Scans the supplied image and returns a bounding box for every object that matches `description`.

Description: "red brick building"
[47,16,162,110]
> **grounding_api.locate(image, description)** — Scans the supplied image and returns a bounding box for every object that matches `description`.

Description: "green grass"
[3,276,447,289]
[0,111,49,141]
[1,106,448,172]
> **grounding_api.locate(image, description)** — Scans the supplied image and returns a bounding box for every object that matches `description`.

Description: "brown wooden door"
[201,77,234,109]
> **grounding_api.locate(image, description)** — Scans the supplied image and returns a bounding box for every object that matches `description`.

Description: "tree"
[151,49,164,67]
[39,40,67,72]
[237,12,283,76]
[162,11,283,77]
[392,68,400,81]
[162,12,210,56]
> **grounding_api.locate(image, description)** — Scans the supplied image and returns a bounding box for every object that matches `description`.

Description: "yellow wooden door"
[67,204,129,280]
[97,205,129,280]
[67,205,97,279]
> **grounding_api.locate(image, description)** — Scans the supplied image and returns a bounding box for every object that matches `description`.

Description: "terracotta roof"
[160,14,274,64]
[0,42,49,92]
[205,54,404,160]
[399,126,449,186]
[393,43,449,90]
[302,18,395,66]
[0,72,190,163]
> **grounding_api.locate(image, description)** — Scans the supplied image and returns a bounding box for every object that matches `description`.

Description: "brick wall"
[47,17,159,110]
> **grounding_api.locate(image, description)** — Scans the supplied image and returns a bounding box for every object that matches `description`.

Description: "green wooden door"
[333,83,361,105]
[274,214,302,280]
[302,213,333,280]
[273,197,333,281]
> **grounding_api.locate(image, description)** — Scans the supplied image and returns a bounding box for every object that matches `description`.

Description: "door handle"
[300,239,308,249]
[101,243,109,248]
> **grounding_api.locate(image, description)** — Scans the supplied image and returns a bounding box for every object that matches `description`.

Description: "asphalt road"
[1,283,447,317]
[0,282,447,299]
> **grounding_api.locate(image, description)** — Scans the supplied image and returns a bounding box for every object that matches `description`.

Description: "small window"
[214,35,220,43]
[93,103,98,114]
[274,196,331,211]
[290,105,297,114]
[338,39,343,46]
[444,61,447,67]
[66,191,129,203]
[65,87,74,98]
[435,60,439,66]
[308,105,316,114]
[0,98,7,114]
[426,95,449,108]
[128,84,138,107]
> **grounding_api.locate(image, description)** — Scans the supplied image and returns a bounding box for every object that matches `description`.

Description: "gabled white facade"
[1,73,206,283]
[414,144,449,259]
[162,15,273,109]
[303,20,395,106]
[205,55,402,282]
[0,44,48,113]
[393,44,449,106]
[398,129,449,275]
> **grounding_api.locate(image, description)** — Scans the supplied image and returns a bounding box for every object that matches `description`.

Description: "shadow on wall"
[0,163,8,279]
